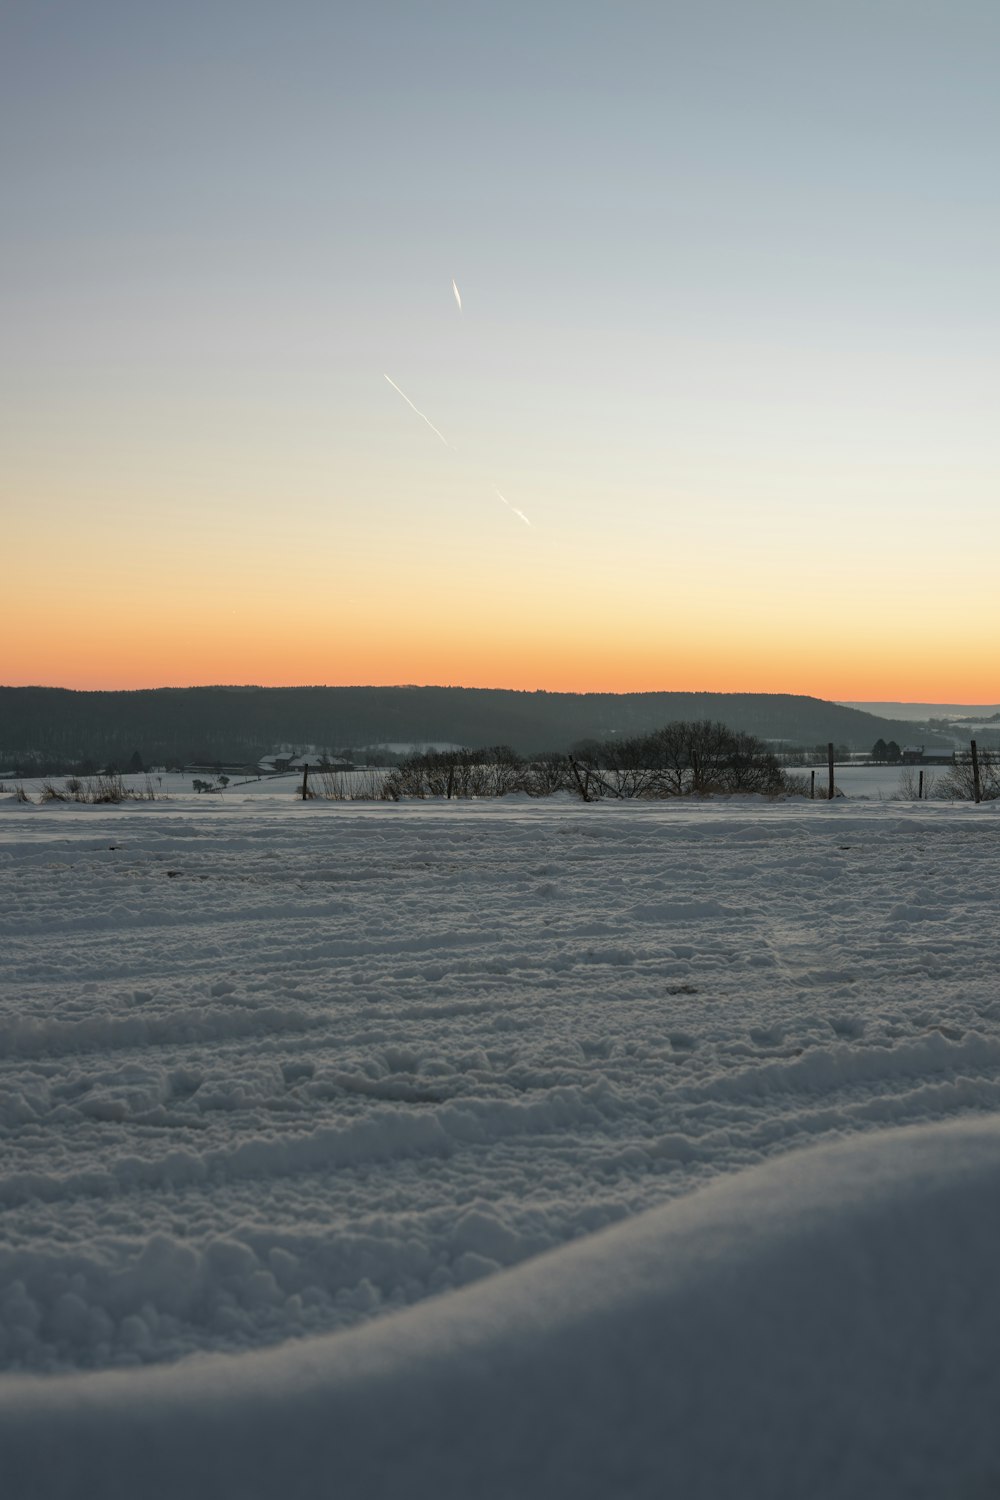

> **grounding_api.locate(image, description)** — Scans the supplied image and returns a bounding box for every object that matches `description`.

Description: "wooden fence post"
[301,762,310,800]
[810,769,815,800]
[971,740,982,804]
[918,769,924,801]
[827,743,835,801]
[569,758,591,802]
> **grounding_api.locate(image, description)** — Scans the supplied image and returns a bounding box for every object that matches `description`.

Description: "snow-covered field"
[3,790,1000,1496]
[7,758,953,804]
[791,761,949,798]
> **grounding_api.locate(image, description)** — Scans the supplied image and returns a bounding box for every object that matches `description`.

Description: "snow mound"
[4,1117,1000,1499]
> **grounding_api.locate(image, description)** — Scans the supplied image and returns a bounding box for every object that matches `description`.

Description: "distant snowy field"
[8,758,954,803]
[3,791,1000,1497]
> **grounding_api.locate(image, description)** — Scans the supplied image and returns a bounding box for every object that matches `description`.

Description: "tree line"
[348,721,790,801]
[0,685,950,774]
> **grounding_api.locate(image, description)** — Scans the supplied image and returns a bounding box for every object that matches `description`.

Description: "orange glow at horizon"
[7,610,999,704]
[7,2,1000,720]
[6,449,999,706]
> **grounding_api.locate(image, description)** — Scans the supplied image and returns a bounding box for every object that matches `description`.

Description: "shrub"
[301,727,794,804]
[39,774,161,804]
[571,721,788,799]
[525,753,572,796]
[893,768,937,801]
[936,753,1000,801]
[89,773,130,803]
[389,747,532,800]
[313,768,396,801]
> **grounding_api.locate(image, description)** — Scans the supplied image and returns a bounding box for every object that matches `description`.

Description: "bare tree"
[894,767,937,800]
[937,752,1000,801]
[568,721,787,799]
[525,752,572,796]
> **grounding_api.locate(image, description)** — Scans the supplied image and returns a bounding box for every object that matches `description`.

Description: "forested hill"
[0,686,951,771]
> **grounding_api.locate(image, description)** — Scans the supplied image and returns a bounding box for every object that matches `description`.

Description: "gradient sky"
[4,0,998,698]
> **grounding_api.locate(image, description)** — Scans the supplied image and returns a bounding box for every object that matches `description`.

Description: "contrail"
[452,278,462,313]
[494,488,532,527]
[383,373,454,449]
[382,374,531,530]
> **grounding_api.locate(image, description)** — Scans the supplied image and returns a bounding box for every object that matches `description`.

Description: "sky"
[3,0,999,699]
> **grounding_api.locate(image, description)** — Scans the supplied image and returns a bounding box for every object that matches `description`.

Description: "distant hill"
[0,686,954,772]
[841,702,1000,723]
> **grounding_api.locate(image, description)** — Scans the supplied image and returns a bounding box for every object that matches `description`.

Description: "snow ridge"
[4,1118,1000,1499]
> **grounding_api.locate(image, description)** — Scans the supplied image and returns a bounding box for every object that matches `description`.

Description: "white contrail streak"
[452,278,462,312]
[383,374,454,449]
[494,488,532,527]
[382,375,531,529]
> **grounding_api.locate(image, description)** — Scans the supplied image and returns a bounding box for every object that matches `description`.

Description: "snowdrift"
[4,1117,1000,1500]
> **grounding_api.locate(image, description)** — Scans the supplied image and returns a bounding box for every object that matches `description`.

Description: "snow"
[7,759,955,803]
[2,793,1000,1494]
[6,1119,1000,1499]
[785,761,944,798]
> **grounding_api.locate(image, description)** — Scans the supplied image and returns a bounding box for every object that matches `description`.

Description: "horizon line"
[3,683,1000,709]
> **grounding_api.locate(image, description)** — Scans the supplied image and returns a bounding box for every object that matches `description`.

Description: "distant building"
[258,754,353,775]
[901,746,957,766]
